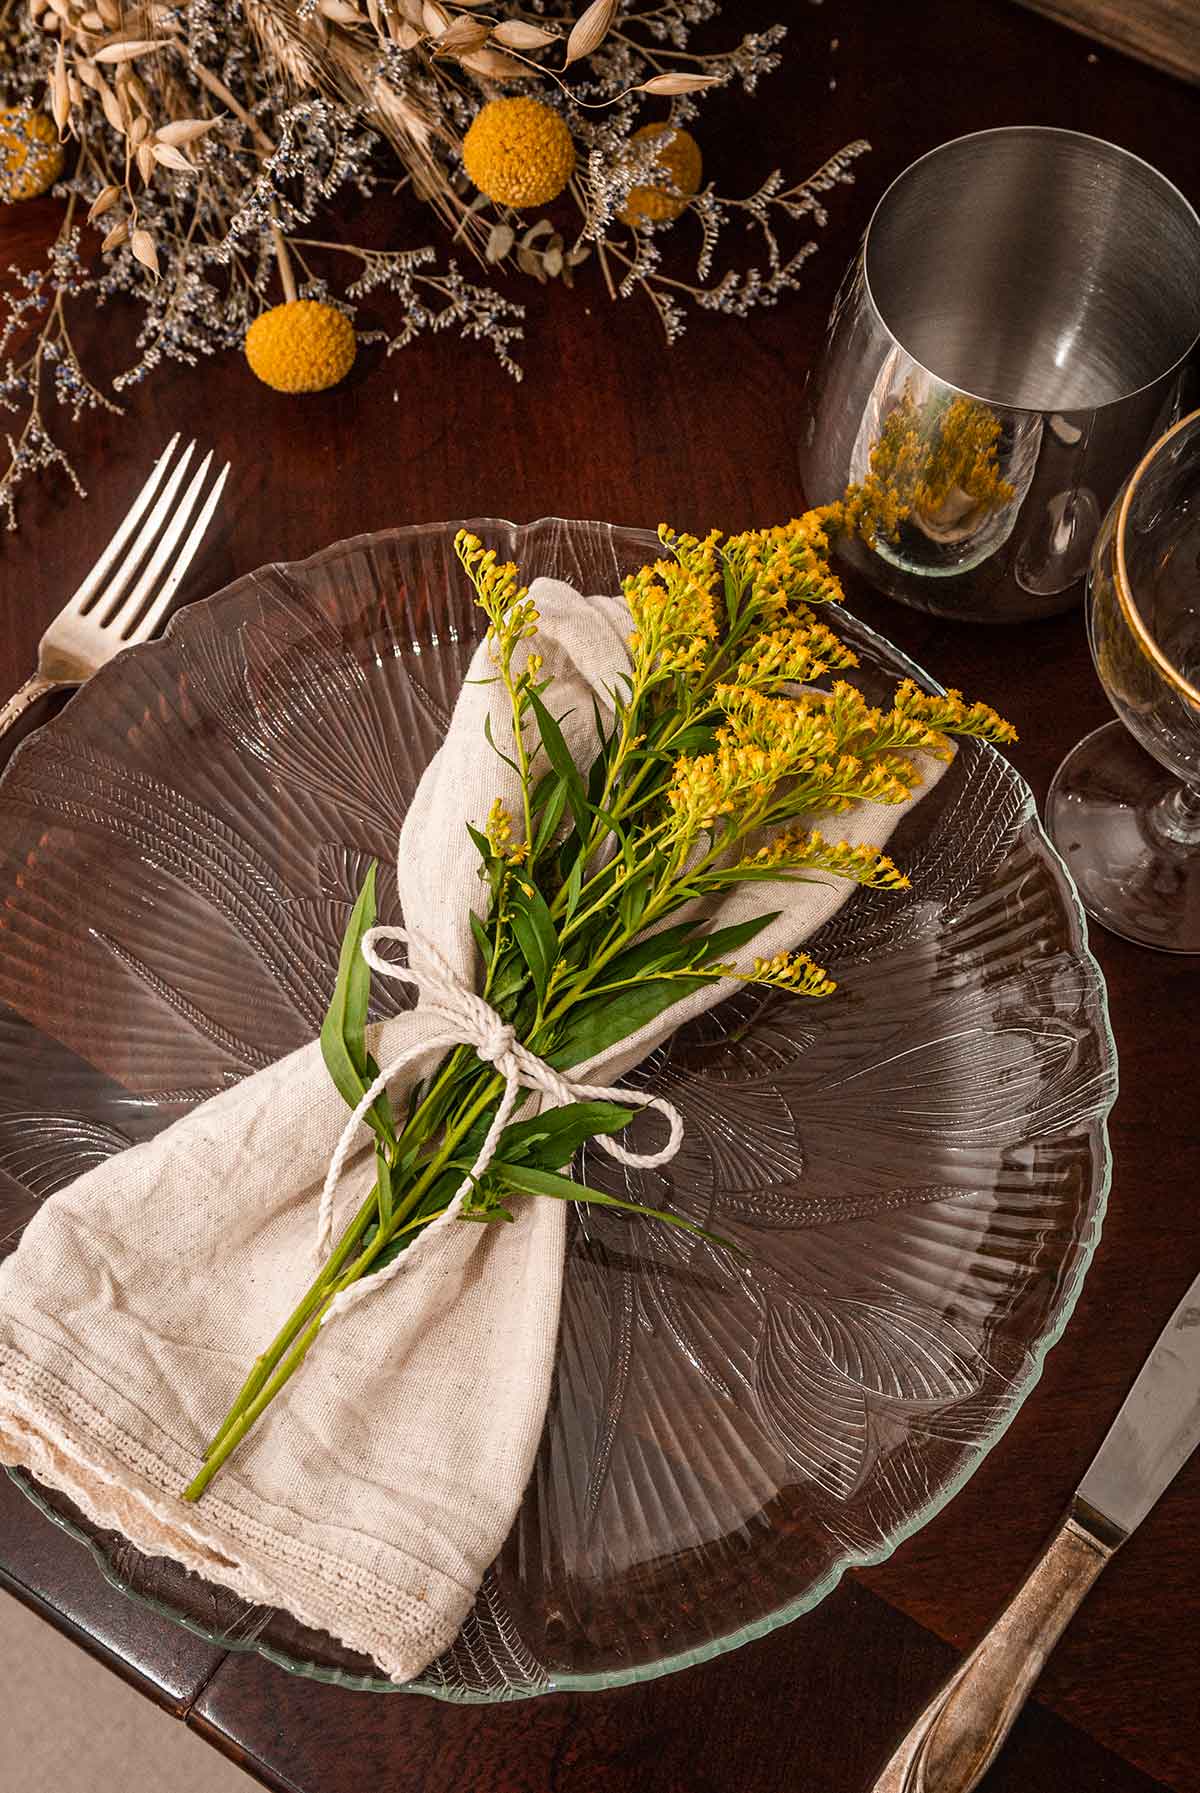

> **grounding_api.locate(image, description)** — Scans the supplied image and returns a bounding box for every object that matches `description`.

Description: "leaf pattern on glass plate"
[752,1291,986,1499]
[0,1107,131,1198]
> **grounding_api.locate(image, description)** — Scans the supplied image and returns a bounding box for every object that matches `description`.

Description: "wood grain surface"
[1,1,1198,1789]
[1014,0,1200,85]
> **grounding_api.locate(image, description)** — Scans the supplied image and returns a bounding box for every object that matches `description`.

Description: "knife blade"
[1076,1269,1200,1539]
[871,1266,1200,1793]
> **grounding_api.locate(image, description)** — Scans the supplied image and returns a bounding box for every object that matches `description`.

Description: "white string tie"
[314,924,684,1325]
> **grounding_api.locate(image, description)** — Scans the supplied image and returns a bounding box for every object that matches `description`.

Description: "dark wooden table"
[2,2,1198,1789]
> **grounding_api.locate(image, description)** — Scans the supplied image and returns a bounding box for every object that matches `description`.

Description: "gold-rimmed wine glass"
[1046,407,1200,951]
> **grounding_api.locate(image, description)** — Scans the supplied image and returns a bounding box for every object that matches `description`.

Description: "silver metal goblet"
[798,128,1200,623]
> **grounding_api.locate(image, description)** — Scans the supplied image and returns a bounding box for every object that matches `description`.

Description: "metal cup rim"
[861,125,1200,418]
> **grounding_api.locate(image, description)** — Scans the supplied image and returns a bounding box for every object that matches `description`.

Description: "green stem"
[200,1176,382,1459]
[185,1272,362,1501]
[201,1047,485,1462]
[189,1068,505,1494]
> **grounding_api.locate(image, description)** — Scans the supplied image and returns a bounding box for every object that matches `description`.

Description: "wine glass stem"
[1148,779,1200,849]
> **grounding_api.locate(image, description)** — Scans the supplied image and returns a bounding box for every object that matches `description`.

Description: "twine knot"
[314,923,684,1324]
[475,1020,517,1069]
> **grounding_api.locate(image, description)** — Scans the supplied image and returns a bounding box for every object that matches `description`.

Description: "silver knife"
[872,1270,1200,1793]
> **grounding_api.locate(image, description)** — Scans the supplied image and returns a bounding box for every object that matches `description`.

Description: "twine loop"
[314,924,683,1325]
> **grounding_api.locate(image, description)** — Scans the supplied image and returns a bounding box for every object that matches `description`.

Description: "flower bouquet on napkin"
[0,512,1013,1682]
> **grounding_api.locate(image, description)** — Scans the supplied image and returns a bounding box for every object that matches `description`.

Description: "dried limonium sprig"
[0,0,866,522]
[183,509,1016,1499]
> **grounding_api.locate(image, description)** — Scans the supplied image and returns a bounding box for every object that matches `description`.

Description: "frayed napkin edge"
[0,1339,474,1684]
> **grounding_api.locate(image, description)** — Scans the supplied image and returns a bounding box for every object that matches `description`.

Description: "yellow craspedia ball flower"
[619,123,702,226]
[0,107,65,203]
[462,97,575,210]
[244,300,356,395]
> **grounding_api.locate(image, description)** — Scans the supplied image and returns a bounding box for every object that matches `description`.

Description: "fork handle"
[0,673,64,746]
[871,1504,1117,1793]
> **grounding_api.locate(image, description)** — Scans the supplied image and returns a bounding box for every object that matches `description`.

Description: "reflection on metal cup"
[799,128,1200,622]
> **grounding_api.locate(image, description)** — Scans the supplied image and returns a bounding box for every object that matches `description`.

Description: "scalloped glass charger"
[0,518,1115,1700]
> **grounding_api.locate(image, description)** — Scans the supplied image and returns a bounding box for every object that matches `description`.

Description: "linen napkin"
[0,576,948,1682]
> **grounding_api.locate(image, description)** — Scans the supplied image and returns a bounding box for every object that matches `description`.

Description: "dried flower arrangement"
[0,0,867,526]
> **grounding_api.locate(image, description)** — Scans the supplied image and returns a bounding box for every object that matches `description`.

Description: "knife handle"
[870,1502,1117,1793]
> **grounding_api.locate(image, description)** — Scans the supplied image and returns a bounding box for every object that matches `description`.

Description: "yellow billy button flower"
[0,108,64,202]
[619,124,702,226]
[463,98,576,209]
[244,300,356,394]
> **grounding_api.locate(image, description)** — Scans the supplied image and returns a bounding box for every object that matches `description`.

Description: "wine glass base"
[1046,721,1200,953]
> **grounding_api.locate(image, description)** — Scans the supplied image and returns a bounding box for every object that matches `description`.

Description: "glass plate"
[0,518,1116,1700]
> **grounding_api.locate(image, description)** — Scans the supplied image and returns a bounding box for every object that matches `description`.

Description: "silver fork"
[0,435,229,743]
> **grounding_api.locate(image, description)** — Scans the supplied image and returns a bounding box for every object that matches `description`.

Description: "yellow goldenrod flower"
[456,533,538,656]
[619,124,702,226]
[746,950,837,998]
[735,621,859,690]
[462,98,576,209]
[735,829,910,890]
[486,797,514,852]
[244,300,356,394]
[0,108,64,202]
[890,678,1018,747]
[623,555,719,681]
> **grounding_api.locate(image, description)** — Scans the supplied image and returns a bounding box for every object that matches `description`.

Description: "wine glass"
[1046,408,1200,951]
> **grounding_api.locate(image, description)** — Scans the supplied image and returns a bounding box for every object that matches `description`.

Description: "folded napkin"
[0,576,948,1682]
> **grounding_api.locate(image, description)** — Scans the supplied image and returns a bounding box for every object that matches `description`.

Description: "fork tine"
[66,434,181,616]
[89,440,196,627]
[124,460,229,644]
[108,450,214,639]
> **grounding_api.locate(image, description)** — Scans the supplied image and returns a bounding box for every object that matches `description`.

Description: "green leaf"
[586,741,609,806]
[664,724,718,755]
[461,1204,515,1225]
[320,863,377,1113]
[529,765,559,813]
[508,879,559,1003]
[362,1052,398,1147]
[589,801,634,873]
[501,1099,635,1169]
[692,913,780,965]
[548,974,713,1070]
[596,912,778,990]
[374,1144,394,1229]
[483,710,522,776]
[495,1161,741,1253]
[618,867,652,934]
[532,772,569,858]
[595,920,699,982]
[469,909,494,972]
[526,688,589,835]
[563,849,585,922]
[448,1097,635,1185]
[590,692,612,753]
[489,946,532,1011]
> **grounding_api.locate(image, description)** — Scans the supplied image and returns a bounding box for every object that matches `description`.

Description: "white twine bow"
[314,923,684,1325]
